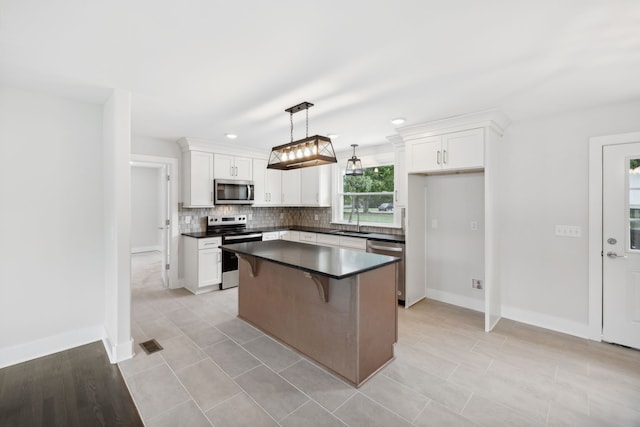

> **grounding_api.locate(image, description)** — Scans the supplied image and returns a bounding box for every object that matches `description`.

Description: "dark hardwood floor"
[0,341,143,427]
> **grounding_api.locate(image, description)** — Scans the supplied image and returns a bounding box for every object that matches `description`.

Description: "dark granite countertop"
[182,231,223,238]
[183,226,404,243]
[221,240,400,280]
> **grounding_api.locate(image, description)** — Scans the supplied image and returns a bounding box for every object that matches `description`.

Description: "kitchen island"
[221,240,400,387]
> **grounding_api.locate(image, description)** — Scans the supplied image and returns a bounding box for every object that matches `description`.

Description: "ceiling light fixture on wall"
[345,144,363,176]
[391,117,406,125]
[267,101,337,170]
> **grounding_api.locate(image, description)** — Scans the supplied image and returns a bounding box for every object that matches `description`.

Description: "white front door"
[602,142,640,349]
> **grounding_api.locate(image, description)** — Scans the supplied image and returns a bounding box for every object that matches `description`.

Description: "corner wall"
[0,87,105,368]
[102,89,133,362]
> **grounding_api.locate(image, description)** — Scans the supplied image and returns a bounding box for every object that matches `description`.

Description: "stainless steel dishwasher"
[366,240,405,305]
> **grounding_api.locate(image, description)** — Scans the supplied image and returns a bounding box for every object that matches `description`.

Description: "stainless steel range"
[207,215,263,289]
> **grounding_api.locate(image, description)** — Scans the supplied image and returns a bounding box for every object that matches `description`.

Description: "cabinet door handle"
[395,190,398,202]
[443,150,448,164]
[437,150,441,165]
[211,191,214,203]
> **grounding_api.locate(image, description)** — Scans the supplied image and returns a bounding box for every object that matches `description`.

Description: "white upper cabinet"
[182,150,214,207]
[406,128,484,174]
[300,165,331,206]
[252,158,282,206]
[214,154,252,180]
[281,169,301,205]
[441,128,484,171]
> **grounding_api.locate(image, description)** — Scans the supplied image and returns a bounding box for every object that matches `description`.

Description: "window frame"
[331,151,400,228]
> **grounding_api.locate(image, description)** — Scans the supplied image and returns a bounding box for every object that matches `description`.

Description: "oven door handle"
[224,233,263,241]
[368,244,403,252]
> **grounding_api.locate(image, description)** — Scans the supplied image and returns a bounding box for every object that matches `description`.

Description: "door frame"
[588,131,640,341]
[130,154,180,289]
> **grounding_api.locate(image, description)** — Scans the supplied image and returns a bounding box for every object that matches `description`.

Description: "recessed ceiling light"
[391,118,406,125]
[225,133,238,140]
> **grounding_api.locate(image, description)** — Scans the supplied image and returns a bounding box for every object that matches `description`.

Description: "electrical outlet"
[470,221,478,231]
[314,214,319,221]
[472,279,483,290]
[280,212,284,219]
[248,213,253,221]
[184,215,191,224]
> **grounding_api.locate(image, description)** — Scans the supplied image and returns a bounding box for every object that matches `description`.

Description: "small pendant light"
[345,144,363,176]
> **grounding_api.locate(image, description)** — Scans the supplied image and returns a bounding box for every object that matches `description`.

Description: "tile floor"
[121,252,640,426]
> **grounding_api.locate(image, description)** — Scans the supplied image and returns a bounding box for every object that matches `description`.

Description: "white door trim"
[130,154,180,288]
[588,131,640,341]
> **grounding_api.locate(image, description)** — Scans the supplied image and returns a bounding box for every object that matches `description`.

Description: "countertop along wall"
[495,99,640,337]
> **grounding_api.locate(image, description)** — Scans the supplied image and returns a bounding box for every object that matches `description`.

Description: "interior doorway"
[589,131,640,348]
[130,154,180,289]
[131,162,169,286]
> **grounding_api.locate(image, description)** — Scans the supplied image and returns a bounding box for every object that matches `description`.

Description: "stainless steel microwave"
[214,179,254,205]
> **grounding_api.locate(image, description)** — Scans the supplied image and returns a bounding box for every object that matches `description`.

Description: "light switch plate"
[555,225,582,238]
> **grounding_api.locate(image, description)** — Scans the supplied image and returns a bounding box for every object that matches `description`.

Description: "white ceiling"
[1,0,640,152]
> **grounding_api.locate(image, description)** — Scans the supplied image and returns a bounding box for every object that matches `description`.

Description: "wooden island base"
[237,254,397,388]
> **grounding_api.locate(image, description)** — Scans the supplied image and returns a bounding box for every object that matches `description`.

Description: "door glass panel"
[629,158,640,250]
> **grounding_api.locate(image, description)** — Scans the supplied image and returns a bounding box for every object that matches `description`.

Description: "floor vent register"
[139,339,163,354]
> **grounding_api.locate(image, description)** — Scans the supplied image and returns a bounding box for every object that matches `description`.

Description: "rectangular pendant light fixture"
[267,102,337,170]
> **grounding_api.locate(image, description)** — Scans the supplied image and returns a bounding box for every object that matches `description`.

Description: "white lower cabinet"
[339,236,367,252]
[299,232,317,244]
[262,231,281,241]
[280,230,300,242]
[183,236,222,294]
[316,233,340,247]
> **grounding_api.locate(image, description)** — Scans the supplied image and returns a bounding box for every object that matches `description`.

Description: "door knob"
[607,251,628,259]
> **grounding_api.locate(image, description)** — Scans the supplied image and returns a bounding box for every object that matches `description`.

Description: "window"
[333,164,396,226]
[629,158,640,250]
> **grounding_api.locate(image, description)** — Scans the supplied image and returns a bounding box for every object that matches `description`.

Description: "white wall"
[132,135,181,160]
[495,100,640,337]
[131,166,161,252]
[426,173,485,312]
[0,87,105,367]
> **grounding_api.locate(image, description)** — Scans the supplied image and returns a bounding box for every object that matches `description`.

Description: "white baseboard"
[426,288,485,313]
[131,246,161,254]
[501,305,590,339]
[102,333,134,364]
[0,325,103,369]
